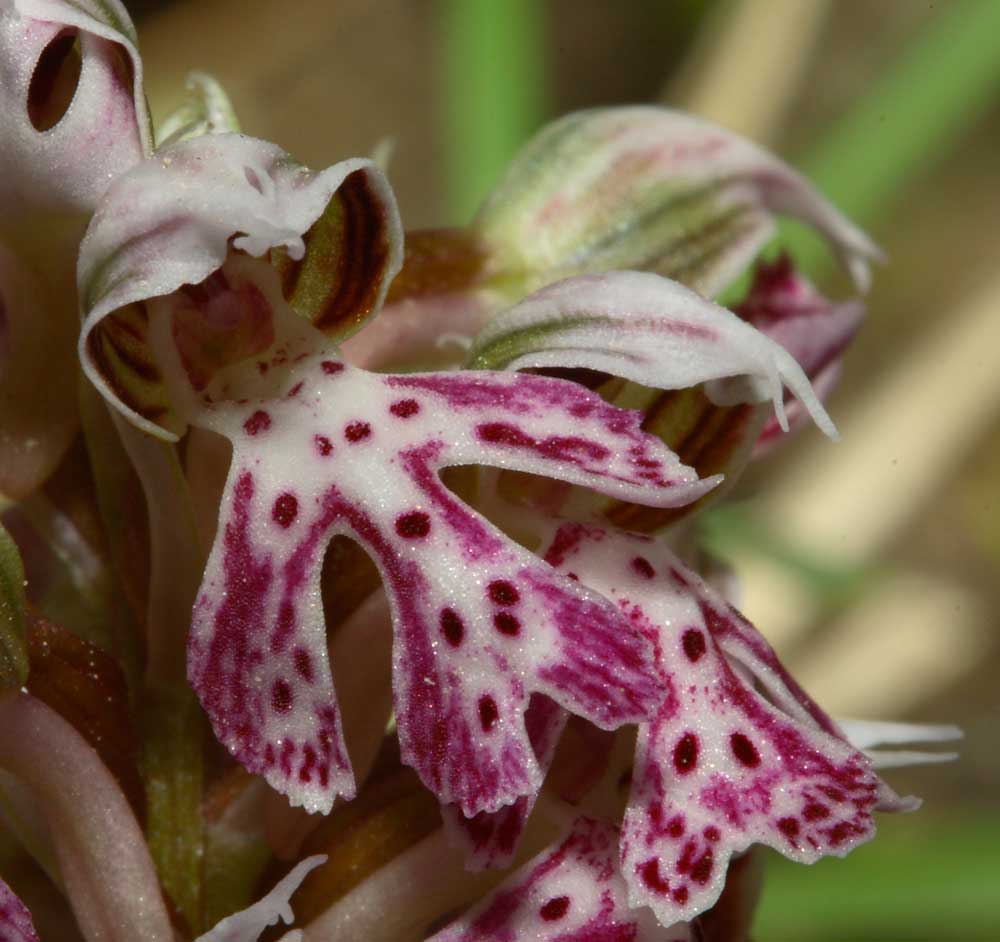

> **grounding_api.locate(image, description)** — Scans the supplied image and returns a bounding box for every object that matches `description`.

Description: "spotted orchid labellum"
[0,1,960,939]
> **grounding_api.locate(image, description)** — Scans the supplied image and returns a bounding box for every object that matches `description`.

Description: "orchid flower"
[0,1,960,939]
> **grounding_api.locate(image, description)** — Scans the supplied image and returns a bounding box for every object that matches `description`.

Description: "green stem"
[441,0,549,221]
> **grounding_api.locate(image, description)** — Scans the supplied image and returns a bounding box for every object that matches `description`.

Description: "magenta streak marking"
[301,482,531,810]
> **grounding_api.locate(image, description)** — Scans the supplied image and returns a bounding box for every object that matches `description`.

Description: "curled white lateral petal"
[475,106,880,300]
[195,855,326,942]
[468,270,837,439]
[540,523,916,927]
[0,692,173,942]
[0,878,39,942]
[428,817,691,942]
[187,350,716,817]
[838,718,962,770]
[0,0,148,227]
[77,132,402,437]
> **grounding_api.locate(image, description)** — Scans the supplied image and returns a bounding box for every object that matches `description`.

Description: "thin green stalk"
[441,0,549,221]
[784,0,1000,277]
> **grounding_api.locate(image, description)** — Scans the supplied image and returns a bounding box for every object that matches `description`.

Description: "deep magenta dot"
[631,556,655,579]
[478,696,499,732]
[777,817,800,840]
[390,398,420,418]
[487,580,520,606]
[673,886,689,905]
[272,492,299,528]
[440,608,464,646]
[314,434,333,456]
[294,647,314,682]
[271,679,292,714]
[730,732,760,768]
[395,511,431,538]
[691,849,713,885]
[494,611,520,636]
[666,815,685,838]
[639,858,670,894]
[287,381,304,397]
[673,733,699,774]
[243,410,271,436]
[803,802,830,821]
[681,628,706,662]
[704,826,720,843]
[539,896,570,921]
[321,360,344,375]
[344,421,371,442]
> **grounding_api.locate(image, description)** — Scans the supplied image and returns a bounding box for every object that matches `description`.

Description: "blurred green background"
[135,1,999,938]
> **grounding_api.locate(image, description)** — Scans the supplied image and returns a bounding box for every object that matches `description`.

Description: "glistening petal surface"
[540,523,914,926]
[428,817,690,942]
[188,354,715,817]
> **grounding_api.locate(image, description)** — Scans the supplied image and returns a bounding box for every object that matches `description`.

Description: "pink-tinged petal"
[195,855,325,942]
[468,270,837,440]
[189,356,714,816]
[475,107,880,302]
[0,879,39,942]
[0,693,173,942]
[442,694,567,870]
[428,817,691,942]
[732,258,865,457]
[540,523,915,926]
[77,133,402,437]
[0,0,148,225]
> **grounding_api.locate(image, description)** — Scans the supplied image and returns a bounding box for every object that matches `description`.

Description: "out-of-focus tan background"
[134,1,998,938]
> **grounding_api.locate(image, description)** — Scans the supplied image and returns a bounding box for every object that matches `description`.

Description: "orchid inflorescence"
[0,2,961,941]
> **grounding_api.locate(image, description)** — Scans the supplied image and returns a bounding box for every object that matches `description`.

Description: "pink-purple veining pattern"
[540,522,913,925]
[0,879,39,942]
[735,257,864,458]
[442,694,567,870]
[427,817,690,942]
[190,356,712,815]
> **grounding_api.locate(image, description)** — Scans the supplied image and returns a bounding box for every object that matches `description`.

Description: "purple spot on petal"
[691,850,713,885]
[487,580,520,606]
[243,410,271,436]
[730,732,761,768]
[390,398,420,418]
[294,647,314,683]
[344,421,371,442]
[803,802,830,821]
[440,608,464,646]
[478,696,499,732]
[272,679,292,714]
[673,733,698,774]
[673,886,689,904]
[778,817,800,841]
[314,434,333,456]
[631,556,655,579]
[539,896,570,921]
[272,493,299,528]
[667,815,685,838]
[704,826,720,843]
[321,360,343,375]
[494,612,521,637]
[395,511,431,539]
[681,628,706,662]
[639,858,670,895]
